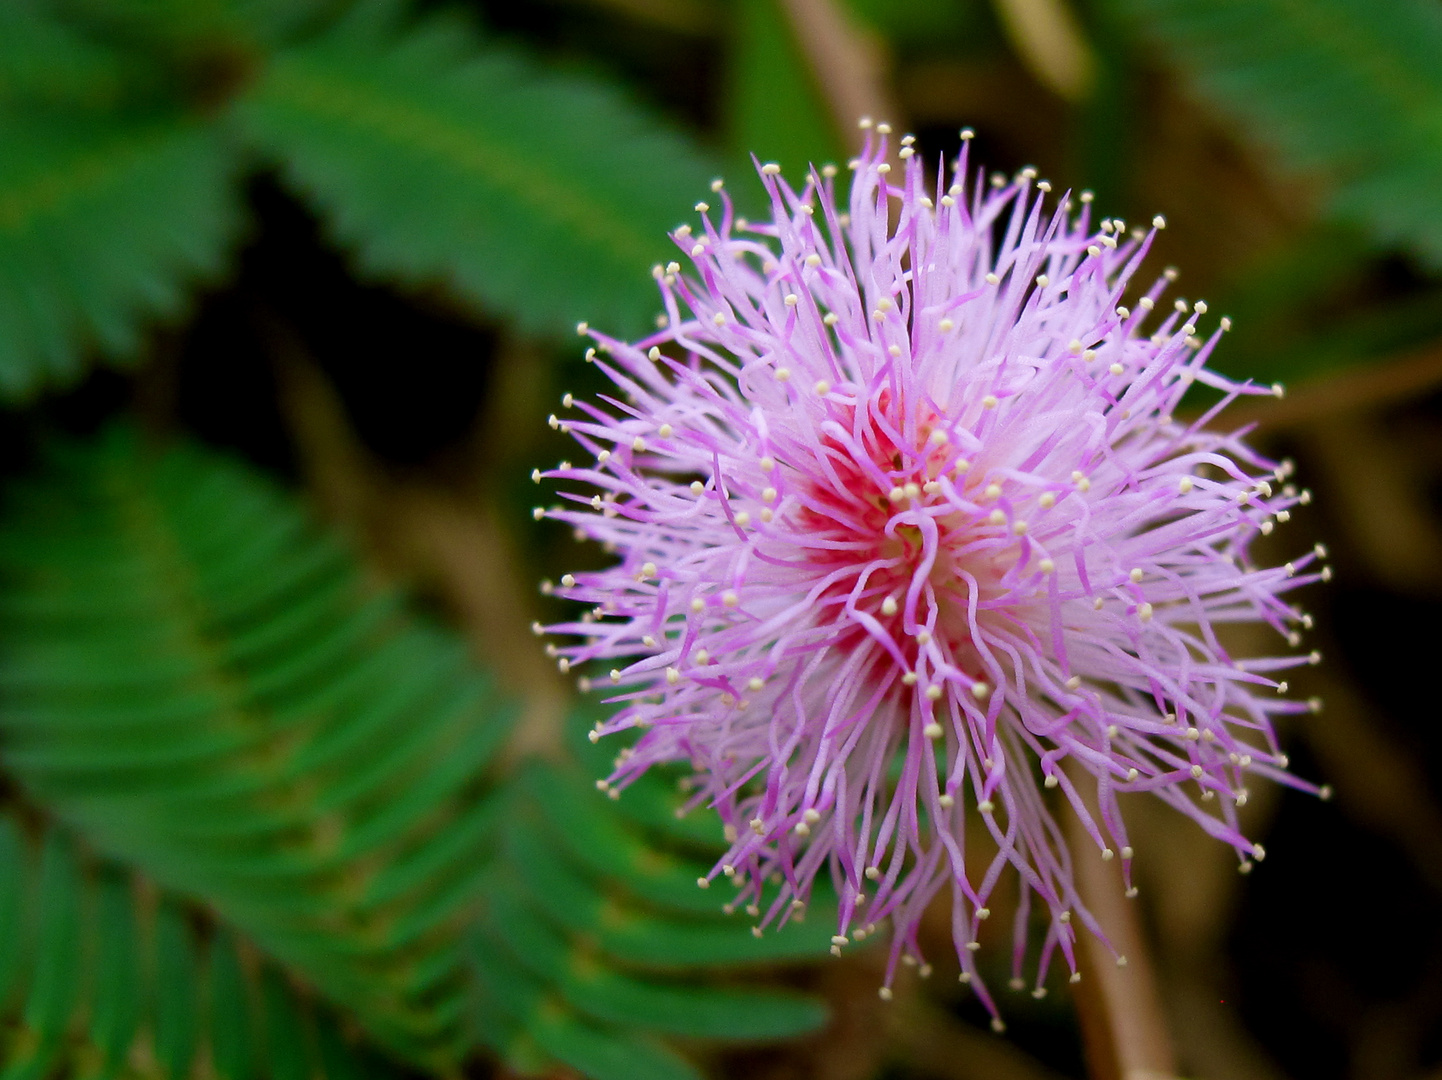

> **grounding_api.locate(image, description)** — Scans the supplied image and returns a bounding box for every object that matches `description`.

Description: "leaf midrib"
[256,55,669,273]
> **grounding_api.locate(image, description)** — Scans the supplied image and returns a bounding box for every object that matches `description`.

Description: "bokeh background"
[1,2,1441,1079]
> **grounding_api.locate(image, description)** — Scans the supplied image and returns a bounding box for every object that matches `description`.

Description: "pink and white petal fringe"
[538,127,1326,1017]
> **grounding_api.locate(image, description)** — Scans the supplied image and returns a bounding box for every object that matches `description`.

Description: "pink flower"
[537,126,1325,1013]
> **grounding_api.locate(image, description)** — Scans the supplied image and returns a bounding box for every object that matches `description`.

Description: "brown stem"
[888,992,1071,1080]
[1064,770,1178,1080]
[990,0,1097,101]
[1222,341,1442,435]
[776,0,901,135]
[264,317,567,761]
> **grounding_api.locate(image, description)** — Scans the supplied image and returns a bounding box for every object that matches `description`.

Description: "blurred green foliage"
[0,427,824,1079]
[0,0,720,399]
[1118,0,1442,267]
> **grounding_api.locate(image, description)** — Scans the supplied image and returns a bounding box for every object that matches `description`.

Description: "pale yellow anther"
[722,590,739,607]
[982,395,999,409]
[814,380,831,394]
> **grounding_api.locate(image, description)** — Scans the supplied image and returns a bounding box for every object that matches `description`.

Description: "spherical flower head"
[538,128,1325,1012]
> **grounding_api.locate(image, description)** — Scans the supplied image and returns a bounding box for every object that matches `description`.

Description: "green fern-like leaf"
[472,751,831,1080]
[0,0,138,110]
[0,425,516,1069]
[1115,0,1442,267]
[0,112,240,400]
[0,812,410,1080]
[238,3,720,339]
